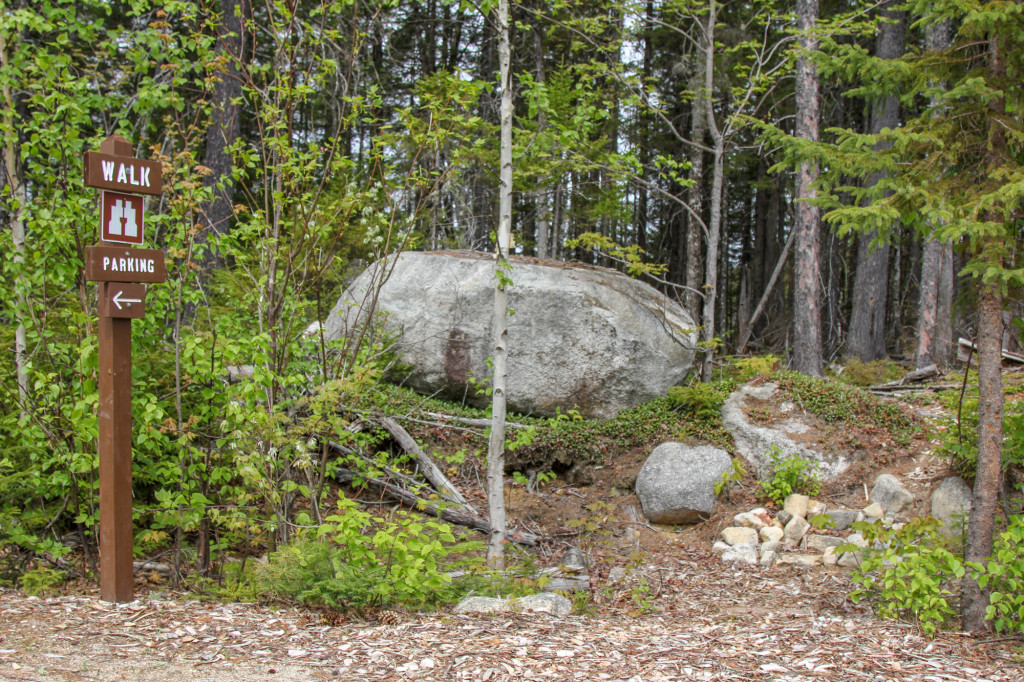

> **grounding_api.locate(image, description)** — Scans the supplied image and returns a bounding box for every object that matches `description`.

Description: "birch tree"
[486,0,513,568]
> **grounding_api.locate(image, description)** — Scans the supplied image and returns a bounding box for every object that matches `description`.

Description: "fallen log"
[958,337,1024,364]
[869,364,938,391]
[379,417,477,514]
[333,467,539,546]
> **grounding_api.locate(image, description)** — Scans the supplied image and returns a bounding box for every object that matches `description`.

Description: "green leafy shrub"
[939,390,1024,477]
[846,517,964,636]
[666,383,729,421]
[759,445,820,505]
[256,498,482,611]
[18,567,65,596]
[714,458,747,496]
[733,354,780,381]
[974,515,1024,635]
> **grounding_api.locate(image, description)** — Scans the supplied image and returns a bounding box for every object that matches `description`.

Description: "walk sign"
[84,145,162,196]
[83,133,166,603]
[101,191,145,245]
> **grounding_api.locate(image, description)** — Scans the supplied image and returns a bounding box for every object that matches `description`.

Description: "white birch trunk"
[1,31,28,412]
[486,0,513,568]
[699,0,722,382]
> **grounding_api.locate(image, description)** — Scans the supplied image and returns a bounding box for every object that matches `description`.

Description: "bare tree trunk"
[699,0,722,382]
[935,242,954,365]
[962,279,1004,631]
[685,40,708,319]
[792,0,823,377]
[486,0,513,569]
[915,18,951,370]
[961,30,1008,635]
[198,0,250,272]
[847,2,904,361]
[532,26,549,259]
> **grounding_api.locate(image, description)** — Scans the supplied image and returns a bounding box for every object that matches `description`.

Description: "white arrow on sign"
[112,290,143,310]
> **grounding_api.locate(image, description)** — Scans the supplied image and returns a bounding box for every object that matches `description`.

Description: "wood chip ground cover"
[1,562,1020,682]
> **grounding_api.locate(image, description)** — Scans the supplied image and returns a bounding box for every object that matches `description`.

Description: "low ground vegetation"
[1,358,1023,643]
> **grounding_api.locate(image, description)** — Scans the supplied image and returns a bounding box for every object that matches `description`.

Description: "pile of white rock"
[712,493,891,569]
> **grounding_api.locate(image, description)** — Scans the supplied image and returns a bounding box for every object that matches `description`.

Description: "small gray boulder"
[636,444,732,524]
[871,474,914,515]
[931,477,972,536]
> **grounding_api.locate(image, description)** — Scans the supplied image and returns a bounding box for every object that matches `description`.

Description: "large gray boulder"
[324,251,696,418]
[635,443,732,524]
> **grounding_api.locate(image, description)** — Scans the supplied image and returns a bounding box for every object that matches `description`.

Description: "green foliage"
[846,518,964,637]
[666,383,729,422]
[758,445,820,505]
[838,358,906,387]
[714,458,747,496]
[774,371,915,442]
[18,567,65,597]
[566,232,668,279]
[809,513,837,530]
[973,515,1024,636]
[733,355,780,382]
[938,388,1024,477]
[256,498,482,611]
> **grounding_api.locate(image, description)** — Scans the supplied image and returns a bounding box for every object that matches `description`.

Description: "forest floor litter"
[1,557,1021,681]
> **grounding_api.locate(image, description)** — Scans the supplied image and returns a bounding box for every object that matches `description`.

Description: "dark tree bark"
[847,3,904,361]
[962,280,1005,631]
[962,30,1008,635]
[198,0,251,271]
[792,0,822,376]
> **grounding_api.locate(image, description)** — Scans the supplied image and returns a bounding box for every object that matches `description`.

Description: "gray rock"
[542,577,591,593]
[776,553,823,567]
[846,533,869,548]
[721,383,850,480]
[760,550,778,568]
[734,508,772,529]
[802,535,846,553]
[822,547,840,566]
[636,444,732,524]
[784,516,810,546]
[454,593,573,617]
[711,541,731,556]
[817,509,861,531]
[561,547,589,573]
[776,510,794,526]
[324,251,696,419]
[838,551,863,568]
[721,526,759,546]
[784,494,810,520]
[760,539,782,555]
[931,477,972,536]
[517,593,573,616]
[721,544,758,566]
[862,502,885,519]
[871,474,914,515]
[453,596,509,614]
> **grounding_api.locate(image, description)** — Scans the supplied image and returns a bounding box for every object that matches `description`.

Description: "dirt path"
[2,562,1021,682]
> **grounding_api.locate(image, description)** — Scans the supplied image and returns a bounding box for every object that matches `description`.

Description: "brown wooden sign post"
[84,134,165,602]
